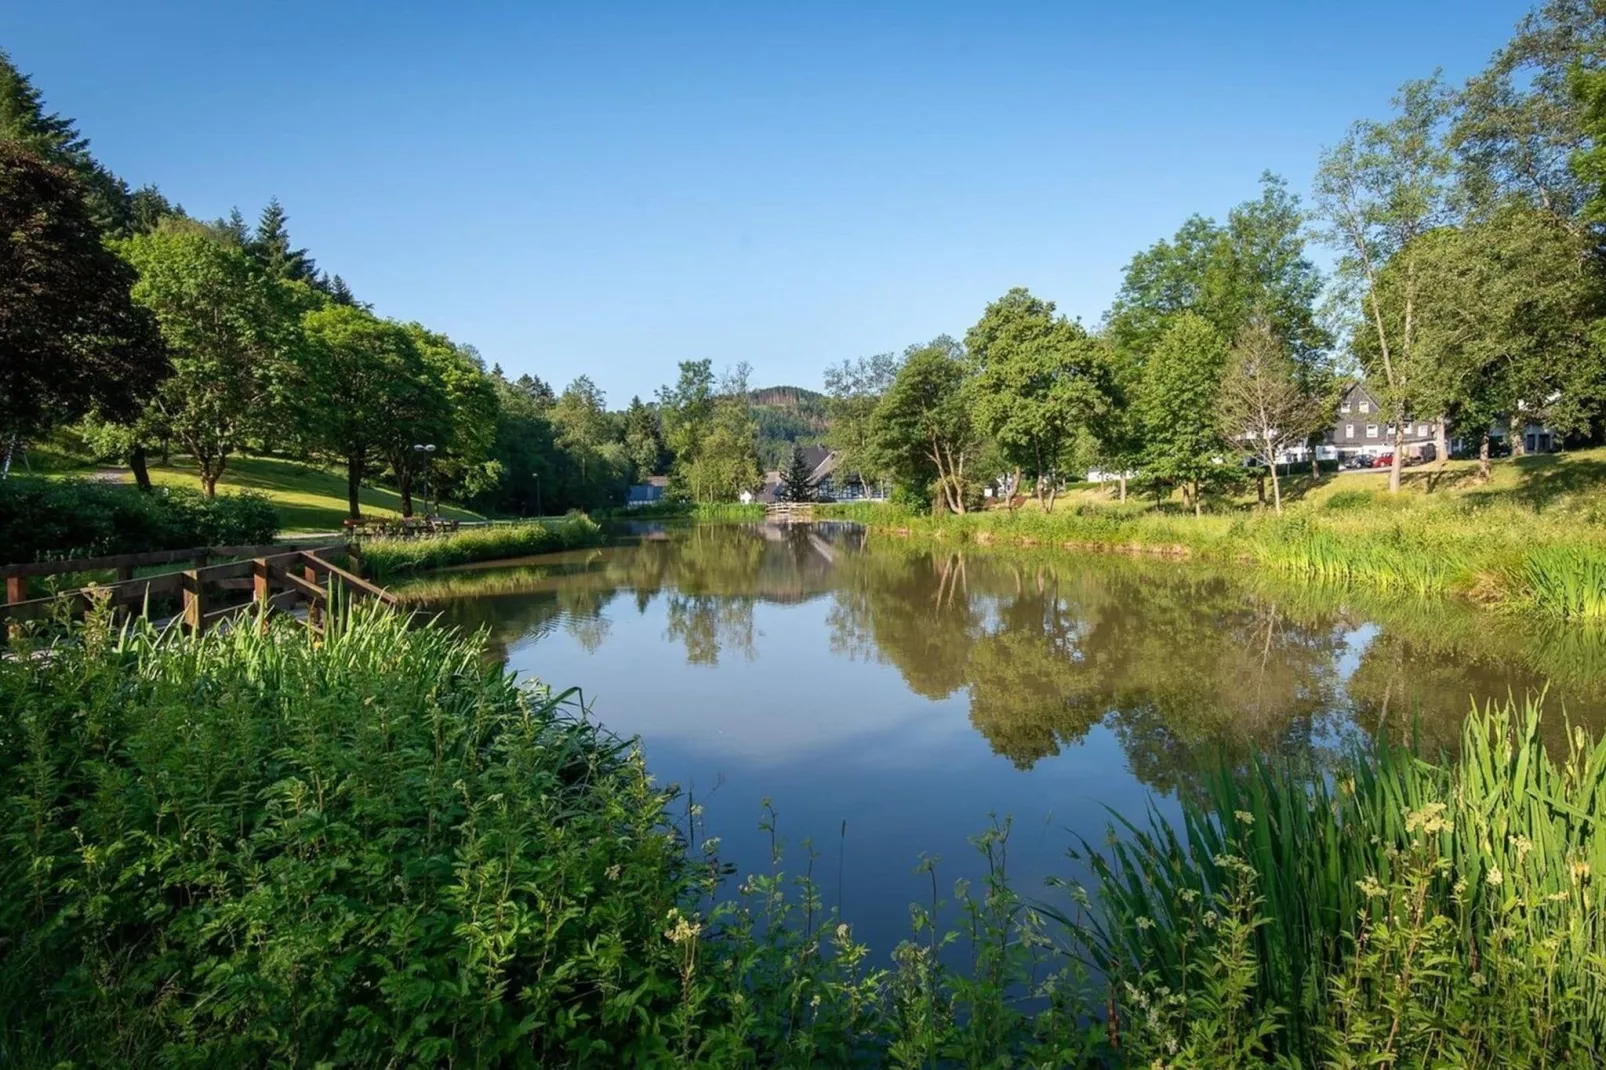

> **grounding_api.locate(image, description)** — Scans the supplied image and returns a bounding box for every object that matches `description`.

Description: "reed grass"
[1059,695,1606,1064]
[358,513,604,579]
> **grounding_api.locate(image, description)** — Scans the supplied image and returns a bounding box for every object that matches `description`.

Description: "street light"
[530,472,541,518]
[413,443,436,517]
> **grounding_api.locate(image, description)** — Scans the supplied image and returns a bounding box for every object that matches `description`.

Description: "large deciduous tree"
[1218,322,1321,514]
[622,395,665,478]
[1315,77,1456,493]
[869,337,976,514]
[552,375,611,485]
[967,287,1108,512]
[1138,313,1230,516]
[120,221,304,497]
[823,351,901,492]
[299,306,445,518]
[0,143,166,463]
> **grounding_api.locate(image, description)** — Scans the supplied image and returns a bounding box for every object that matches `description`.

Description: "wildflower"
[835,922,851,944]
[1509,834,1532,859]
[1135,915,1155,931]
[701,837,721,854]
[1356,875,1386,899]
[1178,888,1199,905]
[664,907,702,944]
[1404,802,1452,836]
[1572,861,1591,885]
[1487,867,1504,888]
[605,863,621,881]
[810,993,821,1009]
[1470,971,1487,988]
[1234,810,1255,827]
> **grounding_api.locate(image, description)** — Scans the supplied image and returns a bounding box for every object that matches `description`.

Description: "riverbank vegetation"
[357,514,604,580]
[823,448,1606,620]
[3,604,1600,1065]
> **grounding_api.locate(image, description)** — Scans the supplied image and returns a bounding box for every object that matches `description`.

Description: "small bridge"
[764,502,815,523]
[2,543,395,635]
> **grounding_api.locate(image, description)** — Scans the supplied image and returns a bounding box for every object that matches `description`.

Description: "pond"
[406,521,1606,956]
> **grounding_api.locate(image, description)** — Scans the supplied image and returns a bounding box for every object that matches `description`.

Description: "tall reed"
[359,512,603,579]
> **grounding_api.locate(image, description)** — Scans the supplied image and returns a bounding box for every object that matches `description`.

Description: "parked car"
[1371,454,1394,469]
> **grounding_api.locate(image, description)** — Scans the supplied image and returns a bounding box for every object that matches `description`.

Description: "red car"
[1371,454,1394,469]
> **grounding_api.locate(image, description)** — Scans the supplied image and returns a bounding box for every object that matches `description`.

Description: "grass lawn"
[103,455,484,534]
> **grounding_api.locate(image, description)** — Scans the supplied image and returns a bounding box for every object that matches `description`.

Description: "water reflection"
[406,523,1606,795]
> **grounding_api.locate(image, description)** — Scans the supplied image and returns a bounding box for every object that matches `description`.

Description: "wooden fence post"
[4,574,23,640]
[303,562,322,631]
[253,559,271,633]
[182,570,205,634]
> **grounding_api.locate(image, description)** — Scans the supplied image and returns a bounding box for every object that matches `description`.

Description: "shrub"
[359,514,605,579]
[0,477,279,565]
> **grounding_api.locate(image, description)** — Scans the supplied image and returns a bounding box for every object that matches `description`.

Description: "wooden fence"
[1,543,395,634]
[764,502,816,523]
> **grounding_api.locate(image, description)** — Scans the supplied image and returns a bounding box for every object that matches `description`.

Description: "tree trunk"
[202,472,218,499]
[1435,416,1448,468]
[1257,471,1266,505]
[1478,432,1491,482]
[1388,422,1405,493]
[398,467,415,518]
[1192,478,1202,517]
[1269,464,1283,515]
[1044,474,1057,514]
[1310,446,1320,483]
[129,443,152,492]
[347,456,363,519]
[1118,474,1128,502]
[1513,428,1527,458]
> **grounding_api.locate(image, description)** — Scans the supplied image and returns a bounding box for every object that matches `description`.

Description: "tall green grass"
[359,513,604,579]
[1521,545,1606,622]
[1062,696,1606,1064]
[598,501,766,522]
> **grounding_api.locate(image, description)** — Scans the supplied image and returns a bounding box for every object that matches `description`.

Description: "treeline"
[0,49,774,519]
[826,0,1606,514]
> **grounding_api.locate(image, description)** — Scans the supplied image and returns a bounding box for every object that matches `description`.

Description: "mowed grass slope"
[121,455,483,533]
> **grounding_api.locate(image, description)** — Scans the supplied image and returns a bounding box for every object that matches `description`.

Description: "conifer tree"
[251,197,317,281]
[781,444,814,502]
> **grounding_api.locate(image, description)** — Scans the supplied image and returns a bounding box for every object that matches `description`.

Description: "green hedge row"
[0,477,278,566]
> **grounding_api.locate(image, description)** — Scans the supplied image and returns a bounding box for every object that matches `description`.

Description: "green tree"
[622,395,665,478]
[1217,322,1321,514]
[823,351,901,490]
[299,306,443,518]
[0,48,131,234]
[658,359,716,499]
[967,288,1109,512]
[869,338,976,514]
[398,329,500,514]
[780,444,814,502]
[120,220,303,497]
[250,197,318,283]
[0,143,166,461]
[683,364,762,503]
[1138,312,1230,515]
[553,376,611,485]
[474,370,562,516]
[1315,77,1456,493]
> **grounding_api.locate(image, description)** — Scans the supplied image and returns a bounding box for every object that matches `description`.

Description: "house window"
[1366,424,1379,438]
[1385,424,1396,438]
[1359,400,1371,414]
[1340,401,1351,414]
[1419,423,1431,437]
[1345,424,1355,439]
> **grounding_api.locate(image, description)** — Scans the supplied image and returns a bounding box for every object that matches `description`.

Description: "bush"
[359,514,605,579]
[0,478,279,565]
[0,605,704,1066]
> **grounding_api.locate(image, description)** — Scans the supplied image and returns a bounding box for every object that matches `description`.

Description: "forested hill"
[750,386,829,468]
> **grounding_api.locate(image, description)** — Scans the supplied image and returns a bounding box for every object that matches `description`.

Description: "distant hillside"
[750,385,827,410]
[750,385,830,469]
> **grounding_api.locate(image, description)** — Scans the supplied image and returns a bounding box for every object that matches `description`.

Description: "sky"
[10,0,1532,403]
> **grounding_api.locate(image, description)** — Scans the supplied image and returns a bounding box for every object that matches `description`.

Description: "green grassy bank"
[820,450,1606,622]
[357,513,605,580]
[3,603,1601,1066]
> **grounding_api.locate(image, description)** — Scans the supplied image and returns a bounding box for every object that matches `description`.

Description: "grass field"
[89,455,486,533]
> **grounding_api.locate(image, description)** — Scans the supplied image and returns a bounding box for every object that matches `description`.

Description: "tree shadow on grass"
[1461,454,1606,515]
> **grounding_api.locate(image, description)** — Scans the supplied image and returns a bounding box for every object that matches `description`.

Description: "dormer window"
[1359,400,1371,414]
[1340,401,1351,414]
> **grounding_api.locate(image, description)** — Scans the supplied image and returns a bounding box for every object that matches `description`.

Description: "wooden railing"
[2,544,395,634]
[765,502,815,522]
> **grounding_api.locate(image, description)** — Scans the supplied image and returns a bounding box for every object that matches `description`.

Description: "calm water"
[411,522,1606,953]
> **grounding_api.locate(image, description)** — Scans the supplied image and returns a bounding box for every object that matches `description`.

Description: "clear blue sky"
[11,1,1528,403]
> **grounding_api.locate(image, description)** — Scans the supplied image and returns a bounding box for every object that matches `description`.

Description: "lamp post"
[412,443,436,517]
[531,472,541,518]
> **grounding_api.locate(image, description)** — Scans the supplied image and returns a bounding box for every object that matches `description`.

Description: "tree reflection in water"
[407,523,1606,796]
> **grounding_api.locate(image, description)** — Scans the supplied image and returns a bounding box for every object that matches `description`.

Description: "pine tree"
[129,184,180,233]
[328,274,358,306]
[0,48,131,233]
[623,395,664,477]
[216,207,251,246]
[250,197,317,281]
[781,444,814,502]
